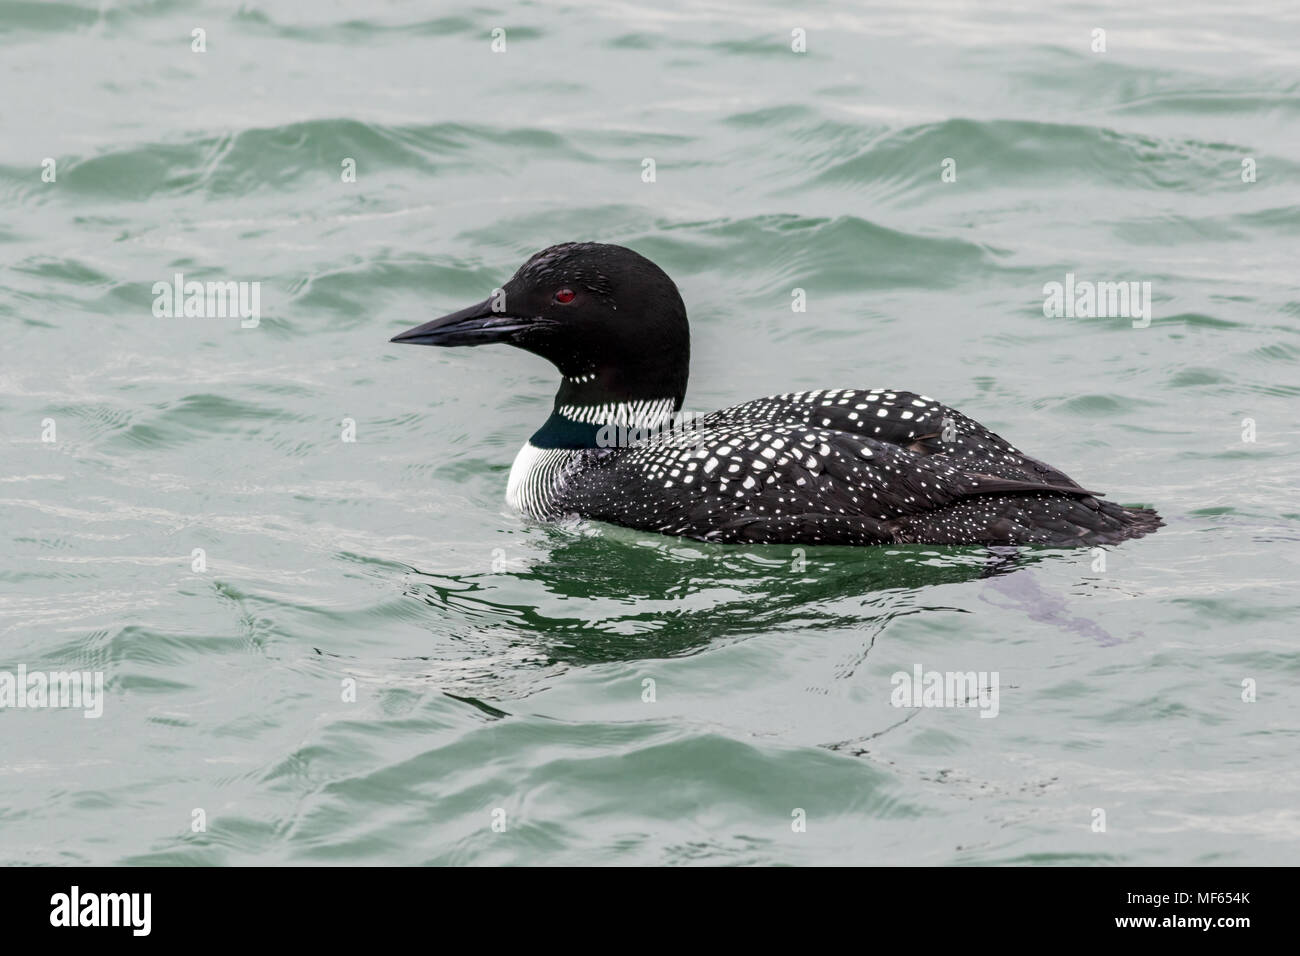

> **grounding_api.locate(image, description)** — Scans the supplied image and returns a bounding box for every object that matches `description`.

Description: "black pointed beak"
[390,297,539,347]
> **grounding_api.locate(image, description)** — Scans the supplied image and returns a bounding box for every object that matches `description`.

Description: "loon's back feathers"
[391,242,1161,548]
[550,388,1160,547]
[889,494,1162,547]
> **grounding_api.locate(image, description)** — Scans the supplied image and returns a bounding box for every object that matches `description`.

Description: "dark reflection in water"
[400,529,1053,666]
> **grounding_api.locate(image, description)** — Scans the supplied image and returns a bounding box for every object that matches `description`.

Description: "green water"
[2,0,1298,865]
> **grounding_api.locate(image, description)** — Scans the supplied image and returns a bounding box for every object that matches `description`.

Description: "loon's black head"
[391,242,690,413]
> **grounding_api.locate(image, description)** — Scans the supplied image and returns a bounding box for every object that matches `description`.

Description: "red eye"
[554,288,576,304]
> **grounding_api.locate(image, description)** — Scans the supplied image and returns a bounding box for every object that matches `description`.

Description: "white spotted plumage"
[506,388,1161,546]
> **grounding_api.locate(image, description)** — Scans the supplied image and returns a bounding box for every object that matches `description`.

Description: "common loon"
[391,243,1161,547]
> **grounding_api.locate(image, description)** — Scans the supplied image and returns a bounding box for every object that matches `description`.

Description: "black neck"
[529,412,606,450]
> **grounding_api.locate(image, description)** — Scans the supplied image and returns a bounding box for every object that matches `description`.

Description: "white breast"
[505,442,575,517]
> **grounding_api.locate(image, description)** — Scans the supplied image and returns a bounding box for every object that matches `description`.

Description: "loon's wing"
[550,391,1160,546]
[704,388,1083,489]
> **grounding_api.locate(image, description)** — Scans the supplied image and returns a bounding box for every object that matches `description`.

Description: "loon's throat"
[530,397,679,449]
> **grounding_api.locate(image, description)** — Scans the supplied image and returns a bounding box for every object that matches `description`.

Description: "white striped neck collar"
[531,398,679,449]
